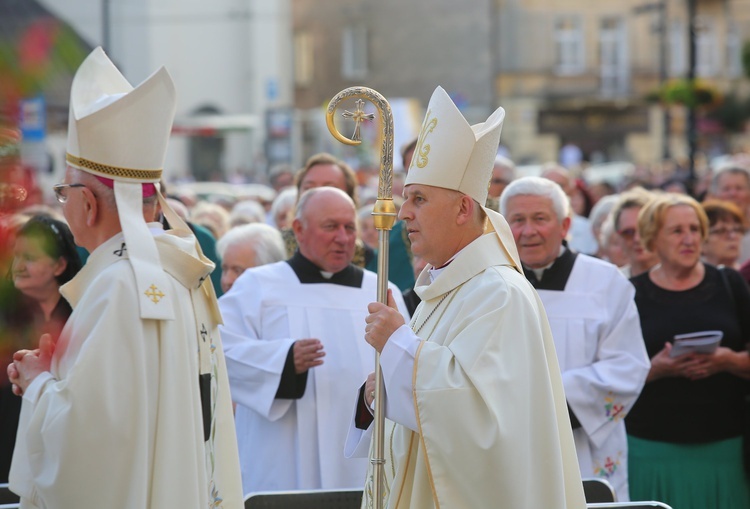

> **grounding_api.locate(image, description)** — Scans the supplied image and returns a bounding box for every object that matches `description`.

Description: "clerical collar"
[523,245,578,291]
[528,245,566,281]
[286,250,364,288]
[428,252,461,283]
[147,221,165,236]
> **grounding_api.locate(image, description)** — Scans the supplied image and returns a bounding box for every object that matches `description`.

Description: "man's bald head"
[293,187,358,273]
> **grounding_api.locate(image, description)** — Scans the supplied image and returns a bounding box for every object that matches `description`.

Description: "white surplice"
[218,261,409,495]
[9,228,244,509]
[536,254,650,501]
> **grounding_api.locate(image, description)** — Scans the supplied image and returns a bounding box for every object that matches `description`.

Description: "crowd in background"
[1,124,750,507]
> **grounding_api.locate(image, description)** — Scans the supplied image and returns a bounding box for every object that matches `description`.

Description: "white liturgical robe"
[9,227,244,508]
[219,258,409,495]
[534,252,650,500]
[347,229,586,509]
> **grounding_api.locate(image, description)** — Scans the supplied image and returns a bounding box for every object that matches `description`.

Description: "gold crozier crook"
[326,88,396,509]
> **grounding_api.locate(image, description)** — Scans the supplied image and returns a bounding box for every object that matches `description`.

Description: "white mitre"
[405,86,521,270]
[66,47,179,320]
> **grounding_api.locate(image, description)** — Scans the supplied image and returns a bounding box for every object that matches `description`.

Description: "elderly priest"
[501,176,650,500]
[7,48,243,508]
[219,187,409,495]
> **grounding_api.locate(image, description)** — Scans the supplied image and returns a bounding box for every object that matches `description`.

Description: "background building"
[293,0,750,168]
[3,0,750,185]
[11,0,294,184]
[494,0,749,165]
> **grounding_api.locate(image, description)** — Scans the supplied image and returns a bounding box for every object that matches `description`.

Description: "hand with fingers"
[647,342,700,382]
[684,346,735,380]
[364,372,376,407]
[9,333,55,396]
[293,338,325,374]
[365,289,405,353]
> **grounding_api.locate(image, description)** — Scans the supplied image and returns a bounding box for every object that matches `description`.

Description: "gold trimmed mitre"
[66,47,179,320]
[66,47,175,182]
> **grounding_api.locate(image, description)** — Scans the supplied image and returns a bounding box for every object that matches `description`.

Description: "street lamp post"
[633,1,670,161]
[658,1,670,161]
[686,0,698,194]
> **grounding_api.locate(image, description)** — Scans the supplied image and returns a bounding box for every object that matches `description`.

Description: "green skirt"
[628,435,750,509]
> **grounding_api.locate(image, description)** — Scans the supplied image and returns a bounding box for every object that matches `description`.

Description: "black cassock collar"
[286,250,364,288]
[522,247,578,291]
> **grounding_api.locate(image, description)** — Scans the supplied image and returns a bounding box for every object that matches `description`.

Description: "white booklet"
[669,330,723,357]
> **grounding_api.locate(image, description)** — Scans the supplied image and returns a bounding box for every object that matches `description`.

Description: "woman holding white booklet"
[625,193,750,509]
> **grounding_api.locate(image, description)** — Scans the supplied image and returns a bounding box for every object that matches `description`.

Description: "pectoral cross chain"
[342,99,375,141]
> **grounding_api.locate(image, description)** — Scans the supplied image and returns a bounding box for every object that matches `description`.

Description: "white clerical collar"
[147,221,165,236]
[530,245,567,281]
[320,271,334,279]
[428,252,462,283]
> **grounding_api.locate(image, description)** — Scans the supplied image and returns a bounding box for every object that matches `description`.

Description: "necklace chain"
[411,288,456,335]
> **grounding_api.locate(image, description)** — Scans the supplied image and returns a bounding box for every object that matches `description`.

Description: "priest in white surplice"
[219,187,409,495]
[6,48,243,508]
[347,87,586,508]
[501,176,651,500]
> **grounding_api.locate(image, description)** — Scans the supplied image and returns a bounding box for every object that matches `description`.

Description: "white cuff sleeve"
[344,387,374,458]
[22,371,54,405]
[380,324,420,432]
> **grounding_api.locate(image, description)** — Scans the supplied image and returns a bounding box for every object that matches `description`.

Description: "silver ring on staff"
[370,391,375,399]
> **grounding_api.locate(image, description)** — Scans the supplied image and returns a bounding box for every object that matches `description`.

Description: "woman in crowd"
[216,223,286,294]
[701,199,747,270]
[269,188,297,230]
[625,193,750,509]
[0,215,81,481]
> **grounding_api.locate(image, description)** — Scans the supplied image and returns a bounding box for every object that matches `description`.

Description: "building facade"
[292,0,750,167]
[291,0,498,166]
[35,0,294,182]
[496,0,749,165]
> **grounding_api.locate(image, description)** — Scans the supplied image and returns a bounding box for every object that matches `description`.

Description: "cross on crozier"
[341,99,375,142]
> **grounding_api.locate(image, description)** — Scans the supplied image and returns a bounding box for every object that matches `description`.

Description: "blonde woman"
[626,193,750,509]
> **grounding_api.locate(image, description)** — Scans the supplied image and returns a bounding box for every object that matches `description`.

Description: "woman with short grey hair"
[217,223,286,292]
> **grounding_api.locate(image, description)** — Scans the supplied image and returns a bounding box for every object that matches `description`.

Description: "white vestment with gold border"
[350,232,586,509]
[10,228,243,509]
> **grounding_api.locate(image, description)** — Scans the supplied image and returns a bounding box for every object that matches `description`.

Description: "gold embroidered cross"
[145,284,165,303]
[341,99,375,141]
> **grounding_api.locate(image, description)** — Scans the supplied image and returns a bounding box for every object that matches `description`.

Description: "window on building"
[695,16,717,77]
[668,20,687,77]
[727,23,741,78]
[599,17,628,96]
[341,25,368,80]
[294,32,314,87]
[554,16,585,75]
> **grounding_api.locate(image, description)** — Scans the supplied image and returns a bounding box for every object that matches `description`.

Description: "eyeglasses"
[53,183,86,203]
[618,228,637,240]
[708,226,745,237]
[491,178,509,185]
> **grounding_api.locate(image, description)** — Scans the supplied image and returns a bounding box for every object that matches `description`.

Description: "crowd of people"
[0,47,749,508]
